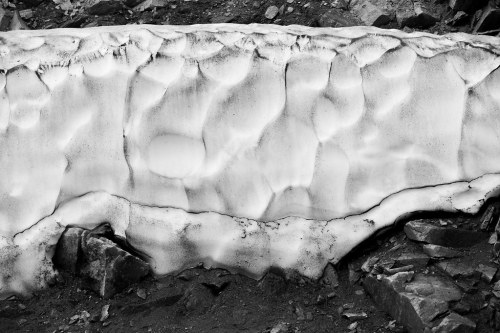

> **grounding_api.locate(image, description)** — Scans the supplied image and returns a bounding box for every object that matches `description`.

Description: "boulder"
[54,226,150,298]
[364,272,449,333]
[404,220,487,248]
[80,235,150,298]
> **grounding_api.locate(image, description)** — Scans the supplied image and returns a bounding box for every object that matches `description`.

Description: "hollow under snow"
[0,24,500,298]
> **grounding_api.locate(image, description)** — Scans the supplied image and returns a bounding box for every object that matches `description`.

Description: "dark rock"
[361,256,380,273]
[53,227,85,274]
[88,1,123,16]
[404,220,487,248]
[80,234,150,298]
[452,301,471,314]
[258,270,287,295]
[350,0,392,27]
[480,204,500,231]
[422,244,464,259]
[320,263,339,288]
[396,1,439,29]
[436,260,475,279]
[364,273,448,333]
[473,3,500,33]
[432,312,476,333]
[394,252,430,269]
[331,0,349,10]
[404,275,462,302]
[20,0,44,8]
[476,264,497,283]
[449,0,489,13]
[318,8,362,27]
[124,0,144,7]
[180,284,214,314]
[445,10,469,26]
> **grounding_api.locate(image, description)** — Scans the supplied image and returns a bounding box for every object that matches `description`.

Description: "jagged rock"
[396,1,439,28]
[436,260,475,279]
[350,0,392,27]
[449,0,489,13]
[320,263,339,288]
[361,256,380,273]
[404,220,487,248]
[364,272,449,333]
[331,0,349,10]
[318,8,362,27]
[422,244,464,259]
[480,204,500,231]
[80,235,150,298]
[395,252,430,268]
[264,6,279,19]
[432,312,476,333]
[87,1,123,15]
[476,264,497,283]
[473,2,500,33]
[53,228,85,274]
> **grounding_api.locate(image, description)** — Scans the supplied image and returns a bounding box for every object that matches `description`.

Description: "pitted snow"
[0,24,500,298]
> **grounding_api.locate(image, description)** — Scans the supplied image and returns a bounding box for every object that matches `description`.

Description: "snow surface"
[0,24,500,298]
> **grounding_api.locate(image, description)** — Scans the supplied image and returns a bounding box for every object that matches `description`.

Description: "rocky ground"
[0,0,499,35]
[3,200,500,332]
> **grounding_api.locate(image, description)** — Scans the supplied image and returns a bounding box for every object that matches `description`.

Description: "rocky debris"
[396,0,439,28]
[179,283,215,314]
[54,225,150,298]
[320,263,339,288]
[404,220,487,248]
[350,0,392,27]
[422,244,464,259]
[318,8,362,27]
[432,312,476,333]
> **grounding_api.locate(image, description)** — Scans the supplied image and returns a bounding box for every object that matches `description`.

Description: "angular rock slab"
[0,24,500,298]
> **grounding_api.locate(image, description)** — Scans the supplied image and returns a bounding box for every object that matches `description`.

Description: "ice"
[0,24,499,298]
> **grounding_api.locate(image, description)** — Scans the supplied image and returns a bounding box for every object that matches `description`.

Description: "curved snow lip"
[2,173,500,299]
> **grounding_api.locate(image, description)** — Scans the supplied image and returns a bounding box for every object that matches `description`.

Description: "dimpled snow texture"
[0,24,500,298]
